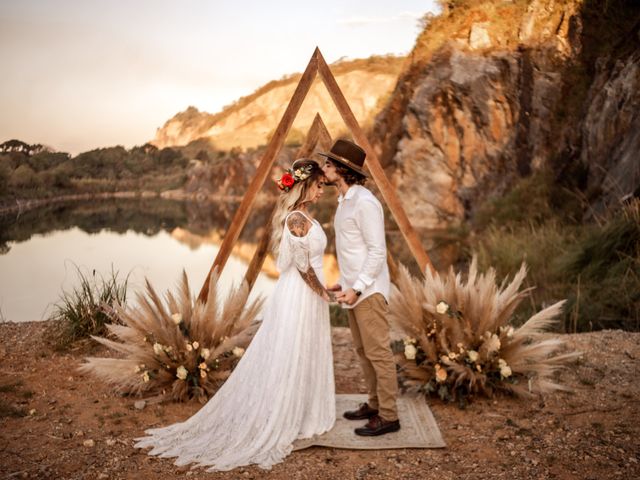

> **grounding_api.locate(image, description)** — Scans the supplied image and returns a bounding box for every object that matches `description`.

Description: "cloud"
[337,11,423,27]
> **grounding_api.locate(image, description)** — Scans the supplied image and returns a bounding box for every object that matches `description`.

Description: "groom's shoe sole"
[354,420,401,436]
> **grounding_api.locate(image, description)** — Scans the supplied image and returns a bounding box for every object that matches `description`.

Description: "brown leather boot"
[343,402,379,420]
[354,415,401,436]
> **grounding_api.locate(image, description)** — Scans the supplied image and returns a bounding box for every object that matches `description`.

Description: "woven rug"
[292,394,446,451]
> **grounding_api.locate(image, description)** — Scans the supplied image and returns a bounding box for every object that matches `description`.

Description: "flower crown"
[277,164,314,192]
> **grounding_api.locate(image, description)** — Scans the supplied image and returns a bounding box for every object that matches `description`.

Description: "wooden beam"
[298,113,333,158]
[242,209,276,291]
[315,49,435,274]
[197,50,319,303]
[387,251,400,284]
[243,114,333,291]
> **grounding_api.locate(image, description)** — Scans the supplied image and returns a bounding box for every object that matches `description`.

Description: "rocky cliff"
[152,56,404,151]
[372,0,640,229]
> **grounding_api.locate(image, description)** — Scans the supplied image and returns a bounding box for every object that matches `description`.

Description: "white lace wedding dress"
[134,211,335,471]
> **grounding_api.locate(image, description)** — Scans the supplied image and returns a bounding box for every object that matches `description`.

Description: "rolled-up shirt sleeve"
[352,198,386,292]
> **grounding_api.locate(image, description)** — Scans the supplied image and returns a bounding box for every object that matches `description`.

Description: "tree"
[0,161,11,195]
[10,164,39,189]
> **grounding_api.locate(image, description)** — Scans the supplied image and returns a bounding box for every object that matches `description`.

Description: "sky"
[0,0,439,155]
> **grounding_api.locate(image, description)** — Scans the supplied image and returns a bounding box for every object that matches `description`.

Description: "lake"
[0,198,282,322]
[0,196,447,323]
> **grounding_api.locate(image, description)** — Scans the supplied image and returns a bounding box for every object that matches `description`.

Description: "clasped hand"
[326,284,358,306]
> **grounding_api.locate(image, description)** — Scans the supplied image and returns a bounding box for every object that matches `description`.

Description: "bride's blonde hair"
[271,158,324,257]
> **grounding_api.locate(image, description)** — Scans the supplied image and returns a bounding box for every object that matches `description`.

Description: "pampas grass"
[389,257,581,402]
[79,268,264,403]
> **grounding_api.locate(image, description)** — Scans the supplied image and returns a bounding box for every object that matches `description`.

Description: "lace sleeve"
[286,212,312,271]
[283,212,331,301]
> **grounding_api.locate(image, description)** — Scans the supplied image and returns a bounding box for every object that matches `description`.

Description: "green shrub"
[10,164,40,189]
[559,202,640,331]
[473,201,640,332]
[46,265,129,350]
[475,221,578,327]
[27,151,70,172]
[0,161,11,195]
[473,171,582,230]
[50,162,74,189]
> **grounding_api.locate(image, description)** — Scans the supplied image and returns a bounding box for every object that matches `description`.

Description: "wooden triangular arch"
[198,47,433,303]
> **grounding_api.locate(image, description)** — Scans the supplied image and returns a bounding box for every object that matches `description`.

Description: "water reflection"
[0,199,277,322]
[0,197,270,251]
[0,227,278,322]
[0,198,343,323]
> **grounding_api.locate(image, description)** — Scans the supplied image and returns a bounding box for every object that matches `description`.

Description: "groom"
[320,139,400,436]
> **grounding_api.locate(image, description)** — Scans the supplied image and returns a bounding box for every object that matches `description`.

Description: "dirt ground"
[1,322,638,480]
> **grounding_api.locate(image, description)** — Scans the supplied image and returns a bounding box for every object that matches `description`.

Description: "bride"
[134,158,336,471]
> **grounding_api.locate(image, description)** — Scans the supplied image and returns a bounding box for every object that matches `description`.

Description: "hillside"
[152,55,406,150]
[372,0,640,229]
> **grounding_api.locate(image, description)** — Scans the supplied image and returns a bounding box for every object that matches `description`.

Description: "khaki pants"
[347,293,398,421]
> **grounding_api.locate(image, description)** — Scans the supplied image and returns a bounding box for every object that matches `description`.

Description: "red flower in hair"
[281,172,295,188]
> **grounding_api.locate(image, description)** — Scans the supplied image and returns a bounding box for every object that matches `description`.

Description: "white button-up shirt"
[334,184,390,308]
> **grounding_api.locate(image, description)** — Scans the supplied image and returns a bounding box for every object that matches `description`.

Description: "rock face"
[153,57,404,151]
[581,51,640,208]
[373,0,640,229]
[391,48,521,228]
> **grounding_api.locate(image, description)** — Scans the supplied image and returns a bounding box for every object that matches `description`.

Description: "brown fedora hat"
[318,139,368,177]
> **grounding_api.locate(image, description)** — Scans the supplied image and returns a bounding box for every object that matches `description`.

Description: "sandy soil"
[1,322,638,480]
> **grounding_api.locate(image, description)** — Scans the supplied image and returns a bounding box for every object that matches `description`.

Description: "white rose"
[436,301,449,315]
[498,358,507,368]
[176,366,188,380]
[192,341,199,350]
[142,371,150,383]
[153,343,163,355]
[186,343,193,352]
[404,344,417,360]
[500,365,512,378]
[200,369,207,379]
[198,362,208,370]
[134,365,141,373]
[467,350,479,362]
[201,348,210,360]
[232,347,245,358]
[171,312,182,325]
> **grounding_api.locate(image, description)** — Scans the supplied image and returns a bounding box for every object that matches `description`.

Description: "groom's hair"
[329,160,366,186]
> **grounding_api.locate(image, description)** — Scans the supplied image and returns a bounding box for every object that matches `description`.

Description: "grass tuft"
[45,264,129,350]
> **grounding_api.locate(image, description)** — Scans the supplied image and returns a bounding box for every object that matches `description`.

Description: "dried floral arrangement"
[389,257,581,403]
[79,269,264,403]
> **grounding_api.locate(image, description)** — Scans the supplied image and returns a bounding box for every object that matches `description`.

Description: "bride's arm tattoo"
[287,213,334,302]
[299,267,335,302]
[287,213,309,237]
